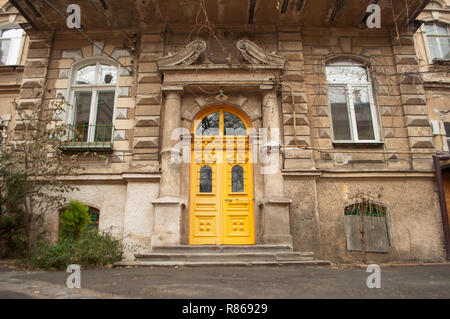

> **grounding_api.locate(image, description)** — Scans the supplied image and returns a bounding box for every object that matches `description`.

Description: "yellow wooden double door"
[189,107,255,245]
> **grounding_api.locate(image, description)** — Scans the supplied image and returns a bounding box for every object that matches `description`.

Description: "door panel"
[190,137,221,244]
[189,108,254,245]
[222,136,254,244]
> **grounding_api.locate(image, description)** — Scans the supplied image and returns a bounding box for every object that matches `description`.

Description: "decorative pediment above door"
[157,40,207,68]
[157,39,287,70]
[236,40,287,68]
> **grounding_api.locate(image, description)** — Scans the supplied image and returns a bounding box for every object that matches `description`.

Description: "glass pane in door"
[199,165,212,193]
[224,112,247,135]
[231,165,244,192]
[196,112,219,136]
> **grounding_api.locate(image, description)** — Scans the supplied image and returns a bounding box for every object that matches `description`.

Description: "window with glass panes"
[425,23,450,60]
[86,207,100,232]
[0,28,23,65]
[444,122,450,151]
[69,61,118,143]
[326,59,380,143]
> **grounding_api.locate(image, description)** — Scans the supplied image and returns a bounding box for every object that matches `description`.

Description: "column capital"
[162,87,184,100]
[161,85,184,93]
[262,89,278,108]
[260,84,274,91]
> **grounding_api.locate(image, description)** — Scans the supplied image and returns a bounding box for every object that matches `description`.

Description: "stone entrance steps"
[114,245,331,267]
[151,244,294,253]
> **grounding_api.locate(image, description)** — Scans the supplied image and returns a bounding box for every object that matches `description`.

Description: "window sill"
[0,65,24,72]
[432,58,450,66]
[332,141,385,148]
[59,142,114,152]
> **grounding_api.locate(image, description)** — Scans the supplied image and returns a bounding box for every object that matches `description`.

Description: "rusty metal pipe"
[433,154,450,261]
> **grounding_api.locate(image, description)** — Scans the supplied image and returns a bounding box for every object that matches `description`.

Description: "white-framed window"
[424,23,450,61]
[326,58,380,143]
[68,60,118,143]
[0,28,23,65]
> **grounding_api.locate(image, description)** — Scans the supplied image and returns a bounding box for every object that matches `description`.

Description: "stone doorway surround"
[151,39,293,248]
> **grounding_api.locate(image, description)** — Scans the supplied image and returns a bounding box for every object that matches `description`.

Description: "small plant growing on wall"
[60,200,90,240]
[344,187,386,264]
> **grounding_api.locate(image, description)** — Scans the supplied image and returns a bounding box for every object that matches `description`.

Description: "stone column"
[151,88,185,246]
[260,88,293,246]
[159,90,182,197]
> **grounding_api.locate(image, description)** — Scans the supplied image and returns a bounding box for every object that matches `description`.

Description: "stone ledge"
[281,170,435,178]
[122,172,161,181]
[262,197,293,205]
[152,197,186,205]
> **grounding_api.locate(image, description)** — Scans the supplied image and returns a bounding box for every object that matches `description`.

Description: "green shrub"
[0,172,28,258]
[0,213,27,258]
[60,200,90,240]
[26,230,123,270]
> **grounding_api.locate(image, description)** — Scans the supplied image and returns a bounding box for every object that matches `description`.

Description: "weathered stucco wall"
[284,177,323,255]
[122,181,159,259]
[314,178,446,263]
[48,182,127,241]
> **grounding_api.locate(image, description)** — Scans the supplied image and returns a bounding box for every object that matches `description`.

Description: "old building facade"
[2,0,449,263]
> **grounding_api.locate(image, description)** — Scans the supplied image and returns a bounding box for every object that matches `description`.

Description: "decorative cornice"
[157,40,206,68]
[237,39,287,68]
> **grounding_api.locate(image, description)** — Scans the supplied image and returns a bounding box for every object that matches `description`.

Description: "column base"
[261,197,293,246]
[151,197,186,246]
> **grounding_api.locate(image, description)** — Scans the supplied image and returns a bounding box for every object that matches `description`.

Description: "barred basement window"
[344,201,391,253]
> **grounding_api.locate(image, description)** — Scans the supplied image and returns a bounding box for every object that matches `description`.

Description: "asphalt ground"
[0,263,449,299]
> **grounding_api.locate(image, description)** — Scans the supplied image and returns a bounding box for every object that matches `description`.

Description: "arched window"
[69,60,118,143]
[424,23,450,60]
[344,200,390,252]
[0,28,23,65]
[58,205,100,238]
[326,58,380,142]
[195,111,248,136]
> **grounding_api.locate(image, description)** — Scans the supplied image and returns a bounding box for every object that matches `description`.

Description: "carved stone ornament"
[157,40,207,68]
[237,39,287,68]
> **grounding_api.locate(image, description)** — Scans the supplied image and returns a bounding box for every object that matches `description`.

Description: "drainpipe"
[432,154,450,260]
